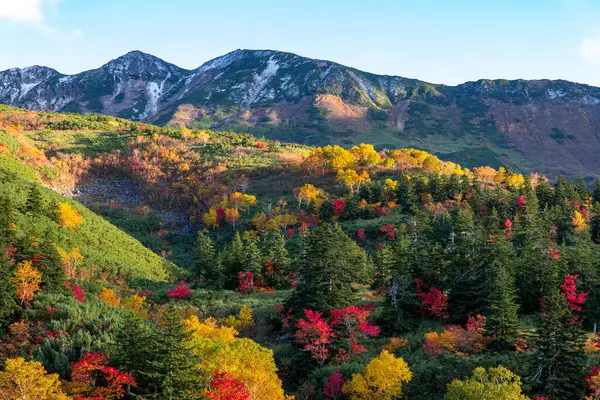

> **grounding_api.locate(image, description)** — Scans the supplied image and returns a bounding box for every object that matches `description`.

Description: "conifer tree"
[24,184,44,216]
[516,182,554,313]
[38,232,67,294]
[0,253,15,324]
[528,280,587,400]
[488,262,520,349]
[113,311,205,399]
[196,230,221,287]
[290,224,371,312]
[243,231,262,275]
[219,232,245,288]
[373,244,394,291]
[593,179,600,205]
[448,206,477,322]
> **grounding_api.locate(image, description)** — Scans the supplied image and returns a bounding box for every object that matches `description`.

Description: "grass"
[24,129,132,155]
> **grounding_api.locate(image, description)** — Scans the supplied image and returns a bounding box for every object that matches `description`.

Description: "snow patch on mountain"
[241,57,279,107]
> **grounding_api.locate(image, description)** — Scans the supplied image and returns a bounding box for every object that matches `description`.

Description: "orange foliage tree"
[10,260,42,306]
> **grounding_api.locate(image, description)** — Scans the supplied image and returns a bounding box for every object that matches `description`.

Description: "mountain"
[2,49,600,179]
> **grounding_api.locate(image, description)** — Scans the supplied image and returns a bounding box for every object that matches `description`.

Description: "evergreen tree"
[195,230,221,287]
[113,311,205,399]
[23,184,44,216]
[373,244,394,291]
[263,231,290,287]
[289,224,371,312]
[0,253,15,324]
[593,179,600,205]
[528,281,587,400]
[218,232,245,288]
[0,195,15,243]
[38,232,67,294]
[243,231,262,275]
[515,183,554,313]
[488,262,520,349]
[395,175,417,211]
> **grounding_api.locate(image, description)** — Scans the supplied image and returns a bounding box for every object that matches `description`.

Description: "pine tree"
[528,281,587,400]
[23,184,44,216]
[381,231,420,332]
[38,232,67,295]
[373,244,394,291]
[0,253,15,324]
[289,224,371,312]
[0,195,15,243]
[243,231,262,275]
[219,232,245,288]
[195,230,222,287]
[113,311,205,399]
[593,179,600,205]
[488,262,520,349]
[515,184,554,313]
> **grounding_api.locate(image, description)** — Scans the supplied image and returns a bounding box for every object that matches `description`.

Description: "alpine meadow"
[2,1,600,399]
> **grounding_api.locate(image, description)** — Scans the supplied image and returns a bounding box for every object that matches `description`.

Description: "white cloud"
[0,0,45,23]
[580,37,600,65]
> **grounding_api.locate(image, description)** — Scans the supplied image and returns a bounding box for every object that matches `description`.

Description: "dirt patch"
[315,94,371,131]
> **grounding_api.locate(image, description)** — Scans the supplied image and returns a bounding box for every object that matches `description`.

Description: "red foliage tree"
[333,199,346,217]
[166,281,193,299]
[70,351,135,400]
[206,370,251,400]
[295,309,335,367]
[65,282,86,303]
[414,278,449,319]
[330,305,380,358]
[380,224,396,240]
[560,274,587,312]
[323,370,346,399]
[237,272,254,294]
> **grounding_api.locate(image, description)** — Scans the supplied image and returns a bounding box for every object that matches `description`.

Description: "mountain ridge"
[2,49,600,179]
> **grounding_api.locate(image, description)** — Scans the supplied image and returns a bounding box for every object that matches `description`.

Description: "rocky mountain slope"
[2,49,600,179]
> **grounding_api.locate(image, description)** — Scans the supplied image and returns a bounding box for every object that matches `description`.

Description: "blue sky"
[1,0,600,86]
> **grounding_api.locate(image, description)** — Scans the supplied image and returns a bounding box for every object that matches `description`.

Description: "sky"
[1,0,600,86]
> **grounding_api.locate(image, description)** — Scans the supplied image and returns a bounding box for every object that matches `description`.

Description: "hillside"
[1,106,600,400]
[0,111,178,281]
[2,50,600,179]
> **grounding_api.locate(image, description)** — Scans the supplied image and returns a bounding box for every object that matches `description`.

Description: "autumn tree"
[67,351,135,400]
[183,314,285,400]
[0,357,70,400]
[445,366,529,400]
[11,260,42,306]
[57,202,84,229]
[343,350,412,400]
[295,309,335,367]
[294,183,323,208]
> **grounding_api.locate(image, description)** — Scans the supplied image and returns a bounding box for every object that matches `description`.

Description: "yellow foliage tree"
[11,260,42,305]
[203,208,220,229]
[337,169,369,193]
[293,184,323,208]
[57,247,83,279]
[183,315,285,400]
[57,202,83,229]
[343,350,412,400]
[0,357,71,400]
[572,210,587,235]
[100,288,121,308]
[350,144,381,166]
[223,305,254,330]
[445,366,529,400]
[322,145,355,170]
[384,179,398,191]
